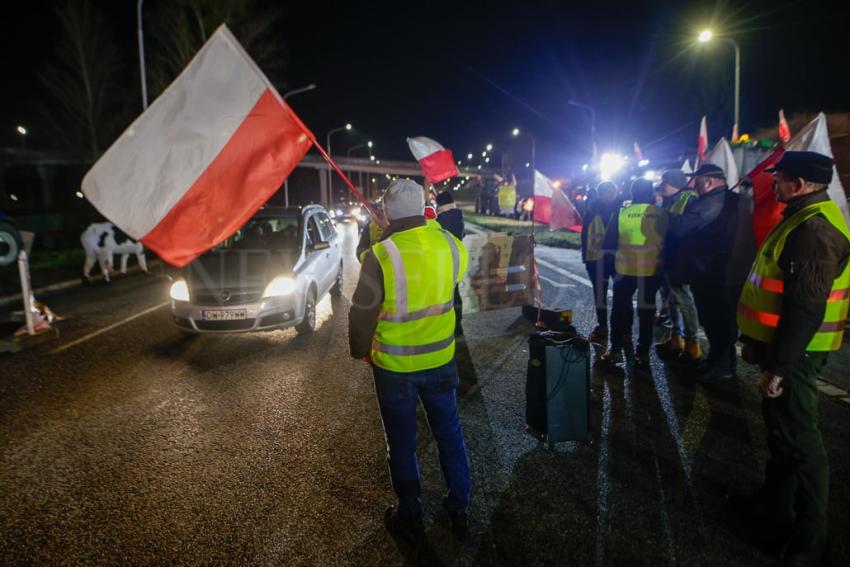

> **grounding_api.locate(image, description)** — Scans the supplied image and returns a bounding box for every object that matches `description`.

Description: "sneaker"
[589,325,608,344]
[384,506,425,545]
[448,510,469,541]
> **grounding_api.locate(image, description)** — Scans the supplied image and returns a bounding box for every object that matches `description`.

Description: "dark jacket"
[581,199,619,263]
[436,207,464,240]
[348,216,426,359]
[675,187,756,287]
[743,191,850,376]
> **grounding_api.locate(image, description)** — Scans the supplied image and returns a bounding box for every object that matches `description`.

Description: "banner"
[459,233,534,313]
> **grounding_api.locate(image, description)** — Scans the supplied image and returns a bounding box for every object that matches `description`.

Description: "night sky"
[3,0,849,178]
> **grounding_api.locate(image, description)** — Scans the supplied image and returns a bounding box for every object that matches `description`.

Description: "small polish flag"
[697,116,708,163]
[532,170,554,224]
[82,25,314,267]
[407,136,458,183]
[778,109,792,144]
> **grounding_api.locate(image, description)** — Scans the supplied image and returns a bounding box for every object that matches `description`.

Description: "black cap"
[435,190,455,206]
[686,163,726,179]
[767,151,834,184]
[659,169,688,190]
[630,178,654,198]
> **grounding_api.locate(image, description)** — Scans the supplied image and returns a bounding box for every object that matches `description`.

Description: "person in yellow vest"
[348,179,471,543]
[600,178,669,369]
[580,181,621,343]
[654,169,702,362]
[735,151,850,564]
[356,202,388,263]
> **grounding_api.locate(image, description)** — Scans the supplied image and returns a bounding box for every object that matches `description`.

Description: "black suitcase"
[526,330,590,445]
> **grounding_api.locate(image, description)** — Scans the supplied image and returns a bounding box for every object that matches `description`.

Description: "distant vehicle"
[0,212,23,266]
[329,203,368,226]
[169,205,342,335]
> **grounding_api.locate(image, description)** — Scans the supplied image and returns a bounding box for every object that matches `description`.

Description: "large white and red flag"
[549,185,582,232]
[407,136,458,183]
[784,113,850,224]
[697,115,708,163]
[81,25,314,267]
[706,137,739,189]
[532,170,555,223]
[778,109,792,144]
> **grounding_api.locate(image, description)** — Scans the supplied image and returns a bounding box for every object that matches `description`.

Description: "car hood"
[186,249,298,293]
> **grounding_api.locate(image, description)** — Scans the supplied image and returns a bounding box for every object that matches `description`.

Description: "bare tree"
[38,0,126,158]
[147,0,287,99]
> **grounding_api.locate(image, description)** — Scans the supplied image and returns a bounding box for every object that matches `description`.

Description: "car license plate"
[201,309,247,321]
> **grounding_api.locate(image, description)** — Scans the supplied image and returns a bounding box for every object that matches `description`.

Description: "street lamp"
[16,125,27,149]
[511,127,520,137]
[485,143,493,152]
[568,100,598,163]
[137,0,148,110]
[511,127,536,172]
[283,84,317,100]
[697,30,741,140]
[467,153,473,160]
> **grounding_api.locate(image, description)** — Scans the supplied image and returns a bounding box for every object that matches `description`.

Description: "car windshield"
[215,216,301,251]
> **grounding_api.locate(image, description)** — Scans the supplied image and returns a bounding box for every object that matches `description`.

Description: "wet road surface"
[1,222,848,565]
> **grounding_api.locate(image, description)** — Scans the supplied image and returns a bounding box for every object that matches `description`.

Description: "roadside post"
[18,251,35,336]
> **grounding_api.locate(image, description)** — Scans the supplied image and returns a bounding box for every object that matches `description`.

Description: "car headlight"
[335,208,343,217]
[263,276,296,297]
[170,280,190,302]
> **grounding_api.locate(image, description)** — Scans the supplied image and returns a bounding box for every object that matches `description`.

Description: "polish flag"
[407,136,458,183]
[532,170,554,224]
[81,26,314,267]
[549,184,582,232]
[706,137,739,188]
[697,116,708,163]
[778,109,792,144]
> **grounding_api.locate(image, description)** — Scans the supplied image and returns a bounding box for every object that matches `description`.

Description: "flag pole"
[310,139,380,221]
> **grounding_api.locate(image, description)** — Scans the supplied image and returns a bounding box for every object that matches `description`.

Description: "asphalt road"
[1,221,848,565]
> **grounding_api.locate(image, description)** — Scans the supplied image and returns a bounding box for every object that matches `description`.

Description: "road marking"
[534,256,593,287]
[538,274,575,288]
[50,301,170,354]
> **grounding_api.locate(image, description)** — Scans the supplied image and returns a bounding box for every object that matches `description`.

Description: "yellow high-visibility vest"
[669,190,696,216]
[371,224,469,372]
[738,200,850,351]
[586,215,606,262]
[358,221,385,264]
[614,203,668,277]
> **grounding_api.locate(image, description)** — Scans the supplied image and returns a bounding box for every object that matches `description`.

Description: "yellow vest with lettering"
[737,200,850,351]
[614,203,668,276]
[371,225,469,372]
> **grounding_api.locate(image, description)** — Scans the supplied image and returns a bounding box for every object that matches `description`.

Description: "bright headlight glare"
[170,280,190,301]
[263,276,296,297]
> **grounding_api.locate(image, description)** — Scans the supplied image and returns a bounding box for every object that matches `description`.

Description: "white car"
[170,205,342,334]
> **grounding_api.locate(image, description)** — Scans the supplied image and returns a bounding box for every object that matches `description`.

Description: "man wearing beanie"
[349,179,472,543]
[600,178,669,369]
[735,151,850,564]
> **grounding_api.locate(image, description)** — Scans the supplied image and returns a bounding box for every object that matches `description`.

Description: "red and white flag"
[549,185,582,232]
[778,109,792,144]
[407,136,458,183]
[532,170,555,224]
[633,141,643,161]
[697,115,708,163]
[81,26,314,267]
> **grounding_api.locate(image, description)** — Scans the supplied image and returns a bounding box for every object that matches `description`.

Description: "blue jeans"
[668,283,699,340]
[372,360,471,520]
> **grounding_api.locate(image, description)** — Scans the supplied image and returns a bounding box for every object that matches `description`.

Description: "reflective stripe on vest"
[614,203,668,277]
[586,215,606,262]
[669,190,696,216]
[370,224,469,372]
[737,200,850,352]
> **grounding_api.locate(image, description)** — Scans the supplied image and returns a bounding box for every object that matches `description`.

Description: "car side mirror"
[310,241,331,252]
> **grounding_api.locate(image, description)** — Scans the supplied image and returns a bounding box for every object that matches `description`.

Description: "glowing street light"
[484,157,490,163]
[345,123,352,130]
[367,140,373,148]
[599,152,626,181]
[467,153,473,160]
[481,151,487,157]
[697,29,741,139]
[511,128,520,137]
[485,143,493,152]
[17,125,27,135]
[16,125,27,149]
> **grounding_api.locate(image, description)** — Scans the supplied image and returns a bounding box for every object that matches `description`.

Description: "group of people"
[581,151,850,564]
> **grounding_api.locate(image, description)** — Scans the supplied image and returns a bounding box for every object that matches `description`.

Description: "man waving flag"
[82,25,314,267]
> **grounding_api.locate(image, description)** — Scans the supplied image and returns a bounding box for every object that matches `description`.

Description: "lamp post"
[16,125,27,149]
[698,30,741,140]
[283,84,317,100]
[137,0,148,110]
[511,127,536,172]
[325,123,352,206]
[568,100,597,164]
